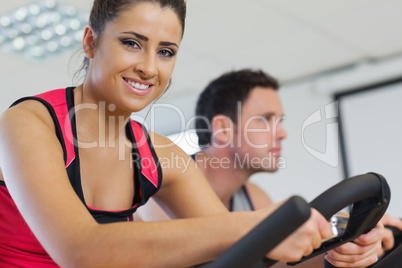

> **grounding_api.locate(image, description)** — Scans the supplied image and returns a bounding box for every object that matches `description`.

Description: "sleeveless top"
[231,185,254,212]
[0,87,162,267]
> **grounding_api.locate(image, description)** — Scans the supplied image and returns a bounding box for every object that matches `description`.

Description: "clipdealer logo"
[301,101,339,167]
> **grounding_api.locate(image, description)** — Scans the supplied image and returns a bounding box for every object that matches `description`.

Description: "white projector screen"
[337,78,402,217]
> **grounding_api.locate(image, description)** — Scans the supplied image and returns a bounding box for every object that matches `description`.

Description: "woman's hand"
[267,208,333,262]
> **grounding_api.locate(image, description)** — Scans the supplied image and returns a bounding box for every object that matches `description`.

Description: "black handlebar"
[311,173,389,220]
[207,172,391,268]
[289,172,390,265]
[206,196,311,268]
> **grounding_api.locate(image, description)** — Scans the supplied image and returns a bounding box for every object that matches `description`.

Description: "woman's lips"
[123,77,153,96]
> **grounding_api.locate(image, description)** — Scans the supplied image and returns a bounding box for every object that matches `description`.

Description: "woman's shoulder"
[2,87,74,132]
[148,130,172,145]
[0,98,55,133]
[146,130,196,176]
[147,130,183,156]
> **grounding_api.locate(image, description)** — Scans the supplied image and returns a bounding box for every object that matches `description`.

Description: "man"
[137,69,402,267]
[193,69,282,212]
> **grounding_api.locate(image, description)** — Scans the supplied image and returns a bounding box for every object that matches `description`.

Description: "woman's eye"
[121,39,139,49]
[158,49,175,58]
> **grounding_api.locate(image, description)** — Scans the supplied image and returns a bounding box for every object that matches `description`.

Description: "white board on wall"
[337,78,402,217]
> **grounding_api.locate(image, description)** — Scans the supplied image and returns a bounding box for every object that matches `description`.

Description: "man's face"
[232,87,287,173]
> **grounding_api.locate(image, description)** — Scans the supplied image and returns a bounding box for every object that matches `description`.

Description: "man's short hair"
[195,69,280,147]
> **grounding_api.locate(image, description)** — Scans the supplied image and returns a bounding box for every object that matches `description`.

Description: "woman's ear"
[211,115,234,146]
[82,25,96,59]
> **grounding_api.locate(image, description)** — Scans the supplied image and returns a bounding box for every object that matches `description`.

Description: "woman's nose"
[134,52,158,79]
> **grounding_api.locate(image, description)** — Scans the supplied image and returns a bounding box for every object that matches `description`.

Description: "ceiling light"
[0,16,11,27]
[0,0,88,60]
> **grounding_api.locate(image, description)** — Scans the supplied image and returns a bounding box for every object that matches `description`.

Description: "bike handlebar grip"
[310,173,390,220]
[207,196,311,268]
[288,172,390,266]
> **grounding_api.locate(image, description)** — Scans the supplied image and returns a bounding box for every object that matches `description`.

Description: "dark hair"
[195,69,280,147]
[77,0,186,76]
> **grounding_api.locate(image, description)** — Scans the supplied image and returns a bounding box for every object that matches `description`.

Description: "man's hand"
[325,221,384,267]
[380,214,402,252]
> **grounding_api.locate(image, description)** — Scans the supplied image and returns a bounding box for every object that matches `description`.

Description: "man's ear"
[82,25,96,59]
[211,115,234,146]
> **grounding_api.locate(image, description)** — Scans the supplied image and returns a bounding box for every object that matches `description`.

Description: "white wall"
[337,81,402,217]
[0,53,77,113]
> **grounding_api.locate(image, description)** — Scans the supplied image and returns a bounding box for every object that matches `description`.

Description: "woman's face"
[86,2,183,113]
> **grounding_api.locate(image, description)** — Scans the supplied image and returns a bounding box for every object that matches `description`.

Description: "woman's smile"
[122,77,153,96]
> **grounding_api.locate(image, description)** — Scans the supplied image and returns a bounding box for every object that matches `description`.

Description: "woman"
[0,0,372,267]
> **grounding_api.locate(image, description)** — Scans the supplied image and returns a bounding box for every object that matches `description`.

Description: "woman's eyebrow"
[122,31,179,48]
[122,31,149,41]
[160,41,179,48]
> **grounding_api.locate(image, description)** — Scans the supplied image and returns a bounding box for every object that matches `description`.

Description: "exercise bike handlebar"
[310,172,389,220]
[206,196,311,268]
[208,172,390,268]
[290,172,390,265]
